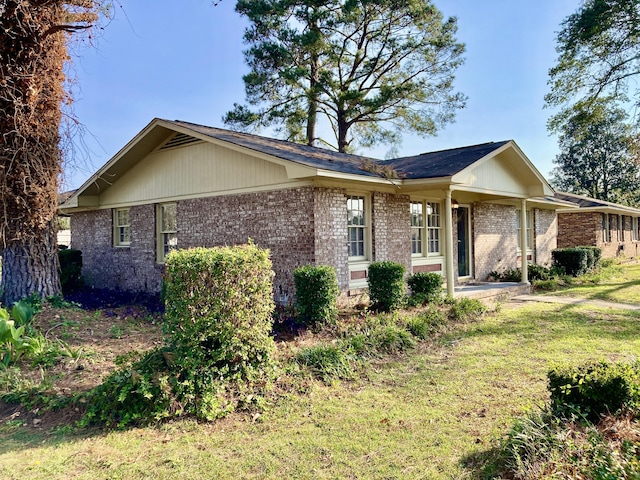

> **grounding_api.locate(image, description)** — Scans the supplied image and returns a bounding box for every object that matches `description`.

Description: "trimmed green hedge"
[294,265,339,329]
[367,261,405,312]
[552,248,589,276]
[548,360,640,421]
[163,243,276,420]
[407,272,443,304]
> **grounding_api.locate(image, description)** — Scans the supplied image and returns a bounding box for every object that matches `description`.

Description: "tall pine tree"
[225,0,466,153]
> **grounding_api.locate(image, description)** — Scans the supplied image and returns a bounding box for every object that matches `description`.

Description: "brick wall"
[313,188,349,290]
[534,208,557,266]
[557,212,599,249]
[71,204,162,292]
[179,187,316,304]
[371,192,412,274]
[558,212,640,259]
[472,203,517,280]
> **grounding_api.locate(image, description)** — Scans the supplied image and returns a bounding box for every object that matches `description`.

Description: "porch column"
[445,190,455,296]
[520,198,529,284]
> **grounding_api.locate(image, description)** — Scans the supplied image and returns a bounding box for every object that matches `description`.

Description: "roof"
[60,118,556,211]
[170,121,511,179]
[170,120,380,177]
[384,141,510,179]
[555,191,640,215]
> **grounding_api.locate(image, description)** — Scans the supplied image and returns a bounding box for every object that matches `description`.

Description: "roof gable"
[60,118,555,211]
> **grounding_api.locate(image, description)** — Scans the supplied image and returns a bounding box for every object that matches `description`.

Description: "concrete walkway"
[512,294,640,311]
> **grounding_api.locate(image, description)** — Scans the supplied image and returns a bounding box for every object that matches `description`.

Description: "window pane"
[162,204,177,231]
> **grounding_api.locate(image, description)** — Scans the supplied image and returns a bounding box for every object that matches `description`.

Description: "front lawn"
[1,296,639,478]
[537,259,640,305]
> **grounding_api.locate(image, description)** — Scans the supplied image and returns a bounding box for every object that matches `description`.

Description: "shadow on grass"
[460,445,508,480]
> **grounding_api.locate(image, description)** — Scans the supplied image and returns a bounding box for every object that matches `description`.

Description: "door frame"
[457,204,473,279]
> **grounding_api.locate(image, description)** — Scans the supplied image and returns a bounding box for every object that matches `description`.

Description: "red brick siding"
[559,212,640,258]
[179,187,316,304]
[472,203,517,280]
[71,204,162,292]
[535,208,557,266]
[371,192,411,274]
[313,188,350,290]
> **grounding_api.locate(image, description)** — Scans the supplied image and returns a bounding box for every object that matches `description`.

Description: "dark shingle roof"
[555,191,640,213]
[170,120,511,180]
[170,120,380,177]
[383,141,510,179]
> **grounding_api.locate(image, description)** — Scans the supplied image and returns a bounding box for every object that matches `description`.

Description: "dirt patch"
[0,300,163,430]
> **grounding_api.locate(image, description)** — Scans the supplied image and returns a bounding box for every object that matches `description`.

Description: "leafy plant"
[407,272,443,305]
[367,261,406,312]
[448,297,487,322]
[294,265,339,329]
[296,345,355,382]
[548,360,640,421]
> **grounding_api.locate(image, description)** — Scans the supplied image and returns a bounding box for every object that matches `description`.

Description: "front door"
[457,206,471,277]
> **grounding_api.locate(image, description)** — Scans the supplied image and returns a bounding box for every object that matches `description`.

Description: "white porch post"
[520,198,529,284]
[445,190,455,296]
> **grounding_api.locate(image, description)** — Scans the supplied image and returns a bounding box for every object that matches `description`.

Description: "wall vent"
[160,133,201,150]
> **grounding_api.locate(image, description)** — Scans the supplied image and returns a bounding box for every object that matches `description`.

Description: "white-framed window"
[619,215,625,241]
[410,200,442,256]
[347,195,367,260]
[516,209,533,250]
[113,208,131,247]
[603,214,611,242]
[157,203,177,263]
[410,201,424,255]
[633,217,639,241]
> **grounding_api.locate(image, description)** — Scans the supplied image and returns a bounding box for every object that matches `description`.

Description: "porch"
[453,282,531,303]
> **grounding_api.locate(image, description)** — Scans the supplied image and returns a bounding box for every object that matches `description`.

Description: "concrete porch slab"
[453,282,531,301]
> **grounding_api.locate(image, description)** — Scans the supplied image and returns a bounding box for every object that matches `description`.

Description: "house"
[60,118,563,303]
[555,191,640,258]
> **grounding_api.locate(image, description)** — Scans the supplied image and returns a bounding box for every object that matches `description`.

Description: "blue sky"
[64,0,578,190]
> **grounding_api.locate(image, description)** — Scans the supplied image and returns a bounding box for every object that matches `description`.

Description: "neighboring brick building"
[61,119,563,301]
[555,192,640,259]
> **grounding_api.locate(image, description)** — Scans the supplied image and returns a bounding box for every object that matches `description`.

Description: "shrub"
[548,360,640,421]
[528,264,552,281]
[296,345,354,382]
[406,306,447,339]
[58,248,83,292]
[579,246,602,269]
[294,265,339,329]
[162,243,277,421]
[448,297,487,322]
[407,272,443,304]
[552,248,590,276]
[367,261,406,312]
[80,348,177,428]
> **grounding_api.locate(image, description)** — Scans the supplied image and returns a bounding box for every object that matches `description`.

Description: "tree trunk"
[1,219,60,305]
[337,114,349,153]
[307,51,319,147]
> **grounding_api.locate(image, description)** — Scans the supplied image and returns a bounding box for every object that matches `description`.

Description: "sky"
[64,0,579,191]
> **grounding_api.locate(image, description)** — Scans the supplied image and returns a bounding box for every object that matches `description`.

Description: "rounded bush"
[294,265,339,328]
[367,261,406,312]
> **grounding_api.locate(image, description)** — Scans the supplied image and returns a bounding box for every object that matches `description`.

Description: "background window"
[410,201,423,255]
[410,201,441,256]
[347,195,366,259]
[426,202,441,255]
[158,203,177,261]
[114,208,131,246]
[516,209,533,250]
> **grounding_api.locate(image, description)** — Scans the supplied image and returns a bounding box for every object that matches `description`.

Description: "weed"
[448,297,487,322]
[296,345,355,382]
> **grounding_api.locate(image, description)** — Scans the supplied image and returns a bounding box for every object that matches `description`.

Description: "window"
[113,208,131,246]
[410,201,423,254]
[157,203,177,262]
[633,217,639,241]
[410,200,442,256]
[347,195,367,259]
[603,214,611,242]
[619,215,624,241]
[516,209,533,250]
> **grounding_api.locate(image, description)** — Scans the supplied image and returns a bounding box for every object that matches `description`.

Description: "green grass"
[541,261,640,305]
[1,301,640,478]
